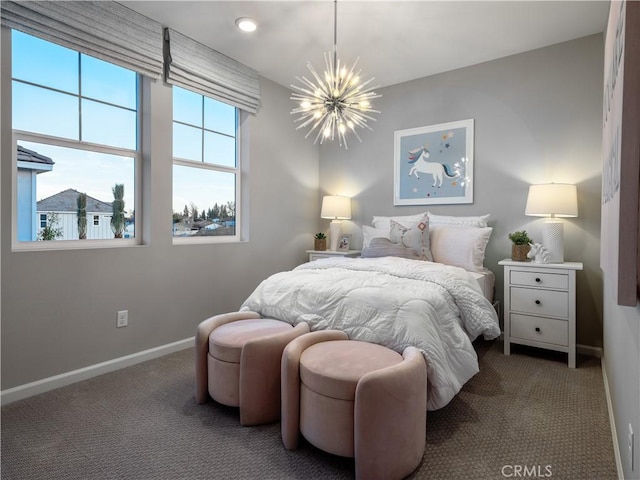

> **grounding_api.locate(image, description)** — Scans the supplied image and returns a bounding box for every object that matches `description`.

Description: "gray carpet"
[1,340,617,480]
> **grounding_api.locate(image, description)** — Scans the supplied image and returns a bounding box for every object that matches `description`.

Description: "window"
[172,86,239,240]
[12,30,139,245]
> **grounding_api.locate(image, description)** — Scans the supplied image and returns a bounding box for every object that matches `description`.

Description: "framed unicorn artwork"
[393,119,474,205]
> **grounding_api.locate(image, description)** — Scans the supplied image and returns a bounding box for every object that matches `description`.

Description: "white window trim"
[11,131,142,252]
[6,29,143,252]
[171,96,242,245]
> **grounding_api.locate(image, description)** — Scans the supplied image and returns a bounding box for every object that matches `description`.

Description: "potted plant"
[314,232,327,251]
[508,230,533,261]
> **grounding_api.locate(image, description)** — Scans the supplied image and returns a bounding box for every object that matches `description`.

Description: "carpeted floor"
[1,340,617,480]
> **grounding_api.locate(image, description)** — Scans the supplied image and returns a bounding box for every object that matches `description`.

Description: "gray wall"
[319,34,605,349]
[0,44,319,389]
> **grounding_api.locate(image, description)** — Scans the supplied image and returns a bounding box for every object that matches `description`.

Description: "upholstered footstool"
[195,311,309,426]
[281,331,427,480]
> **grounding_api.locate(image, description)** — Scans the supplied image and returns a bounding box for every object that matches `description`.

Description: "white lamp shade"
[321,195,351,220]
[525,184,578,218]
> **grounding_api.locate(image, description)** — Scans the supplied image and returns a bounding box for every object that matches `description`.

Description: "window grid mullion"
[78,52,82,142]
[201,95,205,163]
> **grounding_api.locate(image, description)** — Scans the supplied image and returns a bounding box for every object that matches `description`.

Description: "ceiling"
[123,1,609,89]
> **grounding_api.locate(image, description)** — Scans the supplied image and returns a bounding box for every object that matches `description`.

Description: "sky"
[12,30,236,218]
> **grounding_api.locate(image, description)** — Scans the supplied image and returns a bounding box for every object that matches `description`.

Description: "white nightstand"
[498,259,583,368]
[306,250,361,262]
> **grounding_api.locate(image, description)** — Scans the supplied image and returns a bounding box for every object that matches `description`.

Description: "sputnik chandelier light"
[290,0,381,149]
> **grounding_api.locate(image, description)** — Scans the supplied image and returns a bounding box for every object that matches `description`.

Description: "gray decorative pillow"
[389,219,433,261]
[361,237,420,259]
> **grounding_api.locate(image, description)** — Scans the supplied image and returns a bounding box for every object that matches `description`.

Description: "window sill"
[12,238,141,252]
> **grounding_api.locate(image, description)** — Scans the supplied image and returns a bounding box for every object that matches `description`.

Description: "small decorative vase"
[511,244,530,262]
[314,238,327,251]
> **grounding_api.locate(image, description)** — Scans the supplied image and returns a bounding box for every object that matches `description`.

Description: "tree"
[77,192,87,239]
[38,212,63,241]
[189,202,198,221]
[212,203,220,220]
[111,183,126,238]
[183,205,189,218]
[226,201,236,219]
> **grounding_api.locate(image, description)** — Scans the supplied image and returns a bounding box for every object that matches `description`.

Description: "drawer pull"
[535,300,541,305]
[535,277,541,283]
[535,327,541,333]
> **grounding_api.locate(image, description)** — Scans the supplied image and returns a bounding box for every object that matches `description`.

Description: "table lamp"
[525,183,578,263]
[321,195,351,251]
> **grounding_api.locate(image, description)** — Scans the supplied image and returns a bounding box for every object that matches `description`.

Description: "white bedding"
[240,256,500,410]
[470,268,495,302]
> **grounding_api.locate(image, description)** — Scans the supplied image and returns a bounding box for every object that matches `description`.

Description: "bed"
[240,212,500,410]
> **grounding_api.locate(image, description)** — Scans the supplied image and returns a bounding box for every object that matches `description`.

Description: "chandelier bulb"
[290,0,381,149]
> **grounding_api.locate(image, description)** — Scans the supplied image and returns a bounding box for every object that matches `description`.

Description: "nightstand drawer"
[510,271,568,290]
[510,287,568,318]
[309,254,331,261]
[511,314,568,346]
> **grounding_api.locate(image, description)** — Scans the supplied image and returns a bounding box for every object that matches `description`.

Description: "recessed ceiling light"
[235,17,257,33]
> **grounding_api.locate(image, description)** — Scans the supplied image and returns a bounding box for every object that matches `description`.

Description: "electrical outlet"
[629,424,635,471]
[116,310,128,328]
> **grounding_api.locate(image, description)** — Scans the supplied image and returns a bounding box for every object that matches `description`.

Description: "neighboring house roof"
[37,189,112,214]
[17,145,54,166]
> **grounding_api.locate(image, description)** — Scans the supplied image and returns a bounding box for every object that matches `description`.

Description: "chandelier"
[290,0,381,149]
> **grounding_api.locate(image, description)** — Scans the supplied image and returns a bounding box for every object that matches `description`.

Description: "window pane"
[172,165,236,237]
[12,30,79,94]
[204,97,235,136]
[173,87,202,127]
[13,82,79,139]
[17,141,135,241]
[81,55,137,109]
[173,123,202,161]
[82,99,137,150]
[204,131,236,168]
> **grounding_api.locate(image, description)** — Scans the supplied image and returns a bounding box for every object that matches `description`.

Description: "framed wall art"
[394,119,474,206]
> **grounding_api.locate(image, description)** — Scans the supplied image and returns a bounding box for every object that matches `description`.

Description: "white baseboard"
[602,356,624,480]
[0,337,194,406]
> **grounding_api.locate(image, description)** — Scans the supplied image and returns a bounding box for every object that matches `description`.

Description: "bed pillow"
[371,212,427,232]
[430,225,493,272]
[362,225,390,248]
[427,212,490,228]
[361,237,420,259]
[389,219,433,261]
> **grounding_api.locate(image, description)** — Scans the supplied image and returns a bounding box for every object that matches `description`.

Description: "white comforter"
[240,256,500,410]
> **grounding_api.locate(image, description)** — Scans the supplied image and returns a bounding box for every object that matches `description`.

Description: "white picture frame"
[394,119,474,205]
[337,234,351,251]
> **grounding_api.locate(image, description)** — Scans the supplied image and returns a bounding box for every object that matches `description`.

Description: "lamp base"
[329,220,342,251]
[542,220,564,263]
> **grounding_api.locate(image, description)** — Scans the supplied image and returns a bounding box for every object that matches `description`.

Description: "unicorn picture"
[407,146,460,187]
[394,119,474,206]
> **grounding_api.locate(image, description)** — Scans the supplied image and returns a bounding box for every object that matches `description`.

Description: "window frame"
[8,29,142,251]
[172,88,242,245]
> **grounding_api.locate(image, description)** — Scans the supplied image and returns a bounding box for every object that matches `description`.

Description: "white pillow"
[427,212,490,228]
[430,225,493,272]
[362,225,390,248]
[389,219,433,261]
[372,212,427,232]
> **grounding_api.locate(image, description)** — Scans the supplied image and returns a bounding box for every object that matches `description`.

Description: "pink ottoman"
[195,311,309,426]
[281,330,427,480]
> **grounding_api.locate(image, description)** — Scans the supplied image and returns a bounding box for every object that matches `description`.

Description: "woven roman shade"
[1,1,163,79]
[164,28,261,113]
